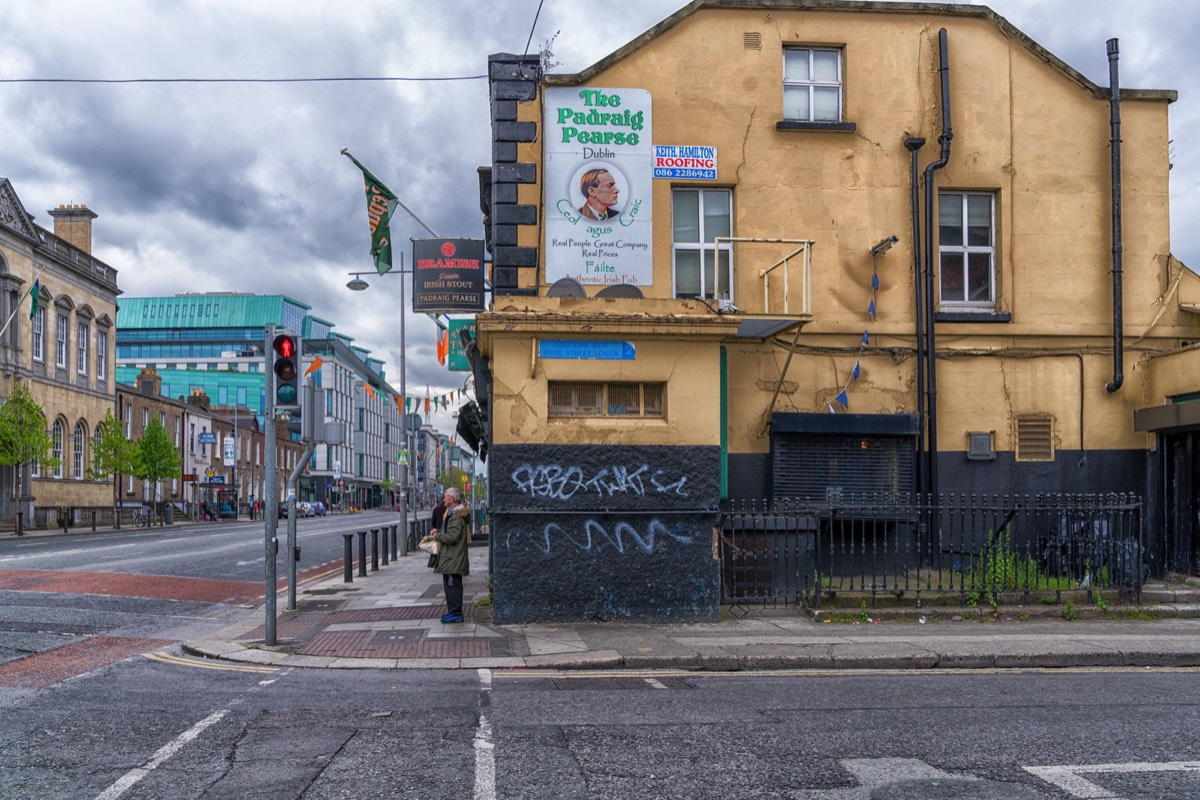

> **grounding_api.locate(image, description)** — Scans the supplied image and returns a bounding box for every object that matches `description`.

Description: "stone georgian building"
[0,180,120,527]
[477,1,1200,622]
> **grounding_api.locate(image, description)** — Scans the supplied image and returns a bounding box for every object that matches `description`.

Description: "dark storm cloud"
[1,0,1197,437]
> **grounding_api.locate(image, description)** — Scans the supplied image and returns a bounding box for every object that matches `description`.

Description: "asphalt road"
[0,510,406,582]
[1,516,1198,798]
[1,661,1198,799]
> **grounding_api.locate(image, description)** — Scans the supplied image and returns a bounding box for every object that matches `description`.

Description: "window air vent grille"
[744,32,762,50]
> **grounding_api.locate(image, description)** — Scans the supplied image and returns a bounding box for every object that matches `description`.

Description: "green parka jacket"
[434,503,471,576]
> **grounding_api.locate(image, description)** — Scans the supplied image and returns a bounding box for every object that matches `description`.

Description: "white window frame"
[93,428,104,477]
[671,188,734,302]
[96,330,108,380]
[52,420,63,479]
[783,47,844,122]
[77,321,89,375]
[31,306,44,362]
[74,422,86,480]
[938,191,997,308]
[55,313,68,369]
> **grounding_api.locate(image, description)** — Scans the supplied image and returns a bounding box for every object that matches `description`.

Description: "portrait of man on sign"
[577,167,621,220]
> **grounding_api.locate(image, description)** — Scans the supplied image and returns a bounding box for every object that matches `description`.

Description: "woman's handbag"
[418,538,440,555]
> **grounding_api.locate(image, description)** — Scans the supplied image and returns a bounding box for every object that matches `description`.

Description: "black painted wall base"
[725,448,1148,503]
[491,512,720,623]
[490,443,722,623]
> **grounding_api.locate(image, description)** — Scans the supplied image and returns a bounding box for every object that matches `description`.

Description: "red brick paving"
[299,630,491,659]
[0,636,174,688]
[0,569,263,604]
[325,605,473,624]
[235,614,329,642]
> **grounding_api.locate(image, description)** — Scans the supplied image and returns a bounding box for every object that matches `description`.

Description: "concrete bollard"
[370,528,379,571]
[356,530,368,577]
[342,532,355,583]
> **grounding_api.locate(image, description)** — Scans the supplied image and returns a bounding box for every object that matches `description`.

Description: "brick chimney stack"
[48,203,97,254]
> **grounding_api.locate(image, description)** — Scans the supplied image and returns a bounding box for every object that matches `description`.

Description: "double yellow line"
[143,650,279,674]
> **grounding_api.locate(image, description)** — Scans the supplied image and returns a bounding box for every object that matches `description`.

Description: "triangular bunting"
[835,390,849,409]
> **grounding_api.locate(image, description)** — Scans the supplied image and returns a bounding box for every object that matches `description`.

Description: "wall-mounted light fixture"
[869,235,899,257]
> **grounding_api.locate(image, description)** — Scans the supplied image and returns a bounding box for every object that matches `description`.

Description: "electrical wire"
[522,0,546,58]
[0,75,485,84]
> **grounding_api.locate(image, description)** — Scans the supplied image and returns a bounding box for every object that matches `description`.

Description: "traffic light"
[272,331,302,412]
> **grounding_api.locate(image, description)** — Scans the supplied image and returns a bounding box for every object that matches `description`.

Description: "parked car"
[311,501,327,517]
[297,501,316,518]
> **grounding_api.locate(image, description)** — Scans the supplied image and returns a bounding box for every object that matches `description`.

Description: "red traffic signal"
[272,332,301,409]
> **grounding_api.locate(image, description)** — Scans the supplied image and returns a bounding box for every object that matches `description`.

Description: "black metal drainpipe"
[905,136,926,497]
[1106,38,1124,393]
[923,28,953,502]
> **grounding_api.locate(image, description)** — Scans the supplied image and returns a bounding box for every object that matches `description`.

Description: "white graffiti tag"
[510,463,689,501]
[508,518,697,555]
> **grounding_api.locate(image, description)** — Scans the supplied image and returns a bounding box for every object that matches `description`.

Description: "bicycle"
[132,507,151,528]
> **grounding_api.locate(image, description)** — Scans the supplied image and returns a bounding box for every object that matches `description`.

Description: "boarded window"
[1015,416,1054,461]
[548,381,666,419]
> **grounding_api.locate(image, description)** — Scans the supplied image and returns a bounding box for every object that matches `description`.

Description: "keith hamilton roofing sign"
[412,238,485,312]
[544,87,653,287]
[653,145,717,180]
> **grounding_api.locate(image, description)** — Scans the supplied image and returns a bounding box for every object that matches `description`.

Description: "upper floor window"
[97,330,108,380]
[783,47,843,122]
[77,322,89,375]
[939,192,996,307]
[31,306,44,362]
[55,314,68,369]
[672,188,732,301]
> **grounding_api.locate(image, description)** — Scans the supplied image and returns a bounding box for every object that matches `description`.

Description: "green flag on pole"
[28,280,39,321]
[341,149,399,276]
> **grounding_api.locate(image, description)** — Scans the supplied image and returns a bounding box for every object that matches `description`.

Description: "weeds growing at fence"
[965,527,1078,596]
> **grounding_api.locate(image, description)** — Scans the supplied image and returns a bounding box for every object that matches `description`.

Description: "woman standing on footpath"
[423,487,470,623]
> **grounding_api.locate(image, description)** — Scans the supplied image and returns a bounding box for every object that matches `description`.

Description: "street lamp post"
[347,254,411,548]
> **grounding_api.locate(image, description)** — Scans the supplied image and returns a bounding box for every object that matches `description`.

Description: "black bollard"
[370,528,379,571]
[356,530,368,577]
[380,527,389,565]
[342,533,354,583]
[391,524,400,559]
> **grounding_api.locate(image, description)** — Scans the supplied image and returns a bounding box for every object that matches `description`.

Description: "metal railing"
[721,493,1146,608]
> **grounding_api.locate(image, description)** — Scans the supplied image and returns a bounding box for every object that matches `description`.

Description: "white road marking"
[645,678,669,689]
[94,709,228,800]
[474,669,496,800]
[1024,761,1200,799]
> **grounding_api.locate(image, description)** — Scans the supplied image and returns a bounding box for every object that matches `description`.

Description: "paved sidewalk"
[183,544,1200,672]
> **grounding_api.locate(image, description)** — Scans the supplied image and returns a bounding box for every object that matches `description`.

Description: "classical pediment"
[0,179,42,242]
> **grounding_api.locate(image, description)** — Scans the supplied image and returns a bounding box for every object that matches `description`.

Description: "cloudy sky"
[1,0,1195,436]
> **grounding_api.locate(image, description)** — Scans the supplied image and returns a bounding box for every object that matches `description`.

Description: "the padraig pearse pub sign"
[412,237,486,313]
